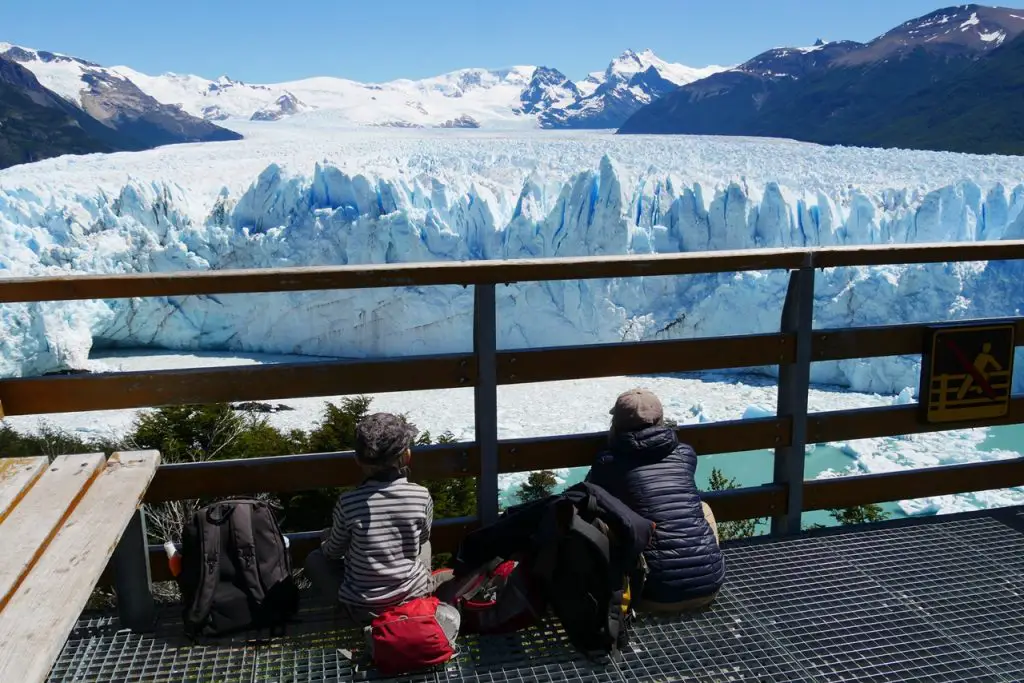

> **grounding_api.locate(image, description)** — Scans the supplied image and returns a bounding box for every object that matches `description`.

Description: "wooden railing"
[2,241,1024,620]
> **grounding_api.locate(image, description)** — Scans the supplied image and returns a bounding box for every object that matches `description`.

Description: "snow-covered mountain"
[540,49,728,129]
[115,65,545,129]
[0,43,241,149]
[0,55,123,168]
[250,92,308,122]
[2,127,1023,397]
[1,42,727,130]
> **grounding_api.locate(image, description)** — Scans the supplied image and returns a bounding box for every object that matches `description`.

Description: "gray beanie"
[354,413,419,468]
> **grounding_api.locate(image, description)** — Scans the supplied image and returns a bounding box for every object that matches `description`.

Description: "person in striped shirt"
[303,412,435,626]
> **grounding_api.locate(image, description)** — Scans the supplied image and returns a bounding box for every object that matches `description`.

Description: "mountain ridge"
[0,56,117,169]
[1,41,729,130]
[618,3,1024,155]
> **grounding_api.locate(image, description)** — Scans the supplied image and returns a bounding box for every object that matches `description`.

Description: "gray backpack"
[179,499,299,637]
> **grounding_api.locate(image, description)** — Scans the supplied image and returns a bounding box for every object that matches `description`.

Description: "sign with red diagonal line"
[941,337,997,400]
[920,322,1016,425]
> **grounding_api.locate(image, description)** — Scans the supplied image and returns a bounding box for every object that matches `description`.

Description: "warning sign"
[921,322,1016,424]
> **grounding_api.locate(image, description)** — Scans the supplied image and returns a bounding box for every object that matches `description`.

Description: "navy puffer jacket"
[586,425,725,603]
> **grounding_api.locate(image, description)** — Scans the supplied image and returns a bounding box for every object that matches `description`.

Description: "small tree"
[828,504,890,526]
[278,396,374,532]
[127,404,292,544]
[707,467,766,541]
[131,404,248,463]
[0,422,100,460]
[418,430,477,519]
[306,396,373,453]
[435,430,457,445]
[517,470,559,503]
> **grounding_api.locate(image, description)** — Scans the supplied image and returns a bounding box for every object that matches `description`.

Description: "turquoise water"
[979,423,1024,454]
[695,444,905,532]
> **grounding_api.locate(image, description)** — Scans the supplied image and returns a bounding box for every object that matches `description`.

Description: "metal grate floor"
[49,506,1024,682]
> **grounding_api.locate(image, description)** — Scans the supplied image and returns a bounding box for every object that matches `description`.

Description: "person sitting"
[304,412,435,626]
[585,388,725,612]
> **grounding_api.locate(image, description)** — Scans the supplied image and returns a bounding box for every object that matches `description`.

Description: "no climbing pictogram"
[921,322,1016,424]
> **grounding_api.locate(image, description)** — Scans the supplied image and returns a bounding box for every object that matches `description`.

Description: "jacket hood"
[609,424,678,461]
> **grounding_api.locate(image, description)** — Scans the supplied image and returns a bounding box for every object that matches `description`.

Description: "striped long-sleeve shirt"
[321,476,434,608]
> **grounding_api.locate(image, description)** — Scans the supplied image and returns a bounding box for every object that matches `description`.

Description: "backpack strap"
[185,506,224,628]
[229,502,266,604]
[255,502,292,582]
[567,513,626,656]
[530,499,573,583]
[568,513,611,565]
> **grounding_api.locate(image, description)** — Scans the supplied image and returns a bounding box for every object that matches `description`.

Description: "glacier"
[2,128,1024,396]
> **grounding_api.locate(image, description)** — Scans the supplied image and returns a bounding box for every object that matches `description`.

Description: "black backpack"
[531,482,654,659]
[449,482,653,658]
[179,499,300,638]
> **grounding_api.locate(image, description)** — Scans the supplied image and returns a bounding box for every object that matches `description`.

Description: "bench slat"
[0,457,48,525]
[0,454,106,611]
[0,450,159,683]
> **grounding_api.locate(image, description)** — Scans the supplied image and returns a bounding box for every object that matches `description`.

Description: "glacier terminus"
[2,127,1024,399]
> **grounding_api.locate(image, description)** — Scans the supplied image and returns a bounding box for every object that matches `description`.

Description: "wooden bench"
[0,451,160,683]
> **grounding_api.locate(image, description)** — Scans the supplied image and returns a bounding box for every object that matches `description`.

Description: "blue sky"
[5,1,1024,83]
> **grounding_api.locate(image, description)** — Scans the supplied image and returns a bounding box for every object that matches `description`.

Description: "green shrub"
[516,470,559,504]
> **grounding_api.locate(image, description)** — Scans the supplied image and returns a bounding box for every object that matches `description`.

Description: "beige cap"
[609,388,664,430]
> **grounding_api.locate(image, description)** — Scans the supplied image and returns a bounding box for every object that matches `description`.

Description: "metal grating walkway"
[49,506,1024,682]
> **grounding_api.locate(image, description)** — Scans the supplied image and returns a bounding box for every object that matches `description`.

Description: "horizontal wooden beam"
[142,417,786,505]
[5,242,1024,305]
[0,249,808,303]
[810,241,1024,269]
[813,319,1024,362]
[808,397,1024,445]
[814,324,926,362]
[143,444,479,504]
[703,485,786,522]
[803,458,1024,510]
[0,336,794,417]
[0,354,474,416]
[274,517,475,565]
[499,416,789,473]
[111,516,479,585]
[4,319,1018,417]
[497,333,794,384]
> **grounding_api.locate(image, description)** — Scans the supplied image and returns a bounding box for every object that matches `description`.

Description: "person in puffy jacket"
[585,387,725,612]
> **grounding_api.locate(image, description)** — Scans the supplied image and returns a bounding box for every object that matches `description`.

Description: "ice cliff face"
[2,140,1023,396]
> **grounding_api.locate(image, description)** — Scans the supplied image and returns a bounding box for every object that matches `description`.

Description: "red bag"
[366,596,459,676]
[436,558,545,635]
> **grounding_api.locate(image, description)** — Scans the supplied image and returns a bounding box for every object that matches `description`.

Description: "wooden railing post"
[474,283,500,526]
[772,266,815,535]
[112,507,156,632]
